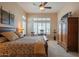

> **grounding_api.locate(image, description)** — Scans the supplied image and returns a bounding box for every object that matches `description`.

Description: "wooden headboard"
[0,27,16,37]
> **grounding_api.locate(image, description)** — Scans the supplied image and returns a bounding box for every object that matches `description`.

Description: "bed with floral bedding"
[0,35,47,57]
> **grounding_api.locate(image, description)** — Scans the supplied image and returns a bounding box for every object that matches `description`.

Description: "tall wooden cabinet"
[58,17,78,52]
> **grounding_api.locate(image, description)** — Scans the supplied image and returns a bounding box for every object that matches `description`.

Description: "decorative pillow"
[15,32,23,38]
[1,32,19,41]
[15,32,21,37]
[0,37,8,43]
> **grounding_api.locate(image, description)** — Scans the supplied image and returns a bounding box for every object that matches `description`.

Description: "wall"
[0,2,26,32]
[57,2,79,53]
[26,13,57,38]
[58,3,79,20]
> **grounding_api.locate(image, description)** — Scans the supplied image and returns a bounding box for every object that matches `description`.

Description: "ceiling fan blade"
[39,2,48,7]
[39,2,42,7]
[43,2,48,6]
[44,7,52,9]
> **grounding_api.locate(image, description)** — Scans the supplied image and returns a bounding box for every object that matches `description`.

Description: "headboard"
[0,27,16,37]
[0,27,16,32]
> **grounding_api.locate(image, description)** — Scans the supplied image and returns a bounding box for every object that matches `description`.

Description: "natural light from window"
[33,18,51,35]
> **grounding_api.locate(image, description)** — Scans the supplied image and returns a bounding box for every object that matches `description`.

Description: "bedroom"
[0,2,79,57]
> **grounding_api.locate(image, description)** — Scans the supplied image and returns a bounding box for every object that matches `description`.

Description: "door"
[62,19,68,48]
[58,22,62,43]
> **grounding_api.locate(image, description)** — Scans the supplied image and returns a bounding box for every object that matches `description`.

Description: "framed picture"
[2,9,9,25]
[9,13,14,26]
[0,8,1,23]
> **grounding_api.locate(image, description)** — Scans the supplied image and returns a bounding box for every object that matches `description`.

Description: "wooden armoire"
[58,13,78,52]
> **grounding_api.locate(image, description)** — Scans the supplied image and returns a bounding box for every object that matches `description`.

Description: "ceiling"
[17,2,78,13]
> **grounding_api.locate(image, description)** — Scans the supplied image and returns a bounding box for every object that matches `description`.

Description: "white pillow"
[1,32,19,41]
[0,37,8,43]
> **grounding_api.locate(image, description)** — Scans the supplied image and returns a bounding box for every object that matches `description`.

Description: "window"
[22,16,26,35]
[33,23,38,34]
[32,18,51,35]
[46,23,50,34]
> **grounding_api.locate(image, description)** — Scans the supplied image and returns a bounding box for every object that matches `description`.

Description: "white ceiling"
[17,2,78,13]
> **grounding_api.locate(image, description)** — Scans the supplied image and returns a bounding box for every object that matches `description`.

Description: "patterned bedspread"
[0,36,46,57]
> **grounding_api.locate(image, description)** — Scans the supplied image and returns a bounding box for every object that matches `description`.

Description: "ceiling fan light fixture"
[40,6,45,11]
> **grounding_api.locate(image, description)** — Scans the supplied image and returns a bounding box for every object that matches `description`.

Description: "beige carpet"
[48,40,79,57]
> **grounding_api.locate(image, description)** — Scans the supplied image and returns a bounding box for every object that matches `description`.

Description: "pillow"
[1,32,19,41]
[15,32,21,37]
[0,37,8,43]
[15,32,24,38]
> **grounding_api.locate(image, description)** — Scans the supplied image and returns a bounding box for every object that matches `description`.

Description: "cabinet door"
[68,17,78,52]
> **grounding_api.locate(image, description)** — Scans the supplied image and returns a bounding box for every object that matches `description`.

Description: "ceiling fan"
[33,2,52,11]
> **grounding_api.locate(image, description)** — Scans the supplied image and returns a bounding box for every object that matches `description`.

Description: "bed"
[0,27,48,57]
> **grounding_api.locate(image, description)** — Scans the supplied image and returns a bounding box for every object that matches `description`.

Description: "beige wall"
[26,13,57,37]
[58,3,79,20]
[57,2,79,53]
[0,2,26,31]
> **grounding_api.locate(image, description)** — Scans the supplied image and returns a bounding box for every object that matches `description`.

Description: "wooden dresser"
[58,16,78,52]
